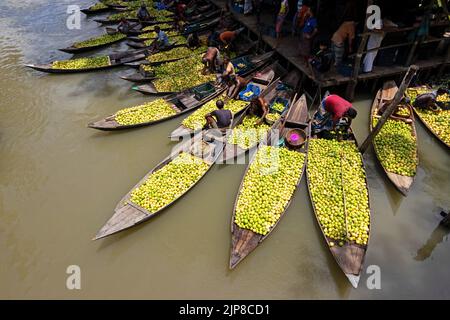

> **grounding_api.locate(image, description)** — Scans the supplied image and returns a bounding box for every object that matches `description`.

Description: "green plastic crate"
[193,82,215,100]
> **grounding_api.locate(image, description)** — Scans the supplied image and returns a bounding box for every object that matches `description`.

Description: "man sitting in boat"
[137,4,152,22]
[118,19,131,34]
[218,56,235,82]
[202,47,221,74]
[187,32,200,48]
[204,100,232,130]
[150,26,170,51]
[413,87,450,111]
[248,96,268,125]
[312,94,357,138]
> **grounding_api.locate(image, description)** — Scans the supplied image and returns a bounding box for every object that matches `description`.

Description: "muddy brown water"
[0,0,449,299]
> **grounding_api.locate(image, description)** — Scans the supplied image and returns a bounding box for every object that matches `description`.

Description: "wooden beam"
[359,65,419,154]
[345,0,373,101]
[345,33,369,101]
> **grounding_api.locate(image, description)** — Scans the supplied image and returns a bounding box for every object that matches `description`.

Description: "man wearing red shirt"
[313,94,357,137]
[323,94,357,123]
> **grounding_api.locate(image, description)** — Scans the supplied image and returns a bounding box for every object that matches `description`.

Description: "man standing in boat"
[226,75,247,99]
[217,56,235,83]
[219,27,244,52]
[204,100,233,130]
[248,96,268,125]
[202,46,221,74]
[312,94,358,138]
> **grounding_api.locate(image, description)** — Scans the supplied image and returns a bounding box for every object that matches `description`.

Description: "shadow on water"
[414,214,450,261]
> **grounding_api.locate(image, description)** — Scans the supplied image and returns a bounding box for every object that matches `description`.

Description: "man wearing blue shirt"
[155,26,170,48]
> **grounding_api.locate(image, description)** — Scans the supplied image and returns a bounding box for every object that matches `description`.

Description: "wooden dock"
[210,0,450,100]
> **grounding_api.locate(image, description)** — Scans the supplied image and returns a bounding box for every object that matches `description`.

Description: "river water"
[1,0,449,299]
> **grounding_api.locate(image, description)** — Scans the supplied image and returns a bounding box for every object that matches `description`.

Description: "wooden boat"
[59,33,127,54]
[94,134,224,240]
[80,4,112,15]
[94,15,175,26]
[134,51,275,96]
[125,16,221,49]
[230,94,310,268]
[127,27,176,42]
[121,40,258,83]
[306,94,371,288]
[25,50,146,74]
[105,24,142,35]
[88,81,226,131]
[120,50,206,83]
[169,56,279,139]
[370,81,418,196]
[406,85,450,149]
[221,72,297,162]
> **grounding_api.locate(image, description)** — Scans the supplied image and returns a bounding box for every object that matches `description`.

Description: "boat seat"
[179,95,198,109]
[285,120,308,128]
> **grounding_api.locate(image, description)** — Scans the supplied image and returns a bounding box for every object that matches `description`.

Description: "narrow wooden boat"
[169,56,278,139]
[134,51,275,96]
[406,86,450,149]
[88,81,226,131]
[94,134,224,240]
[120,51,205,83]
[81,3,112,15]
[25,50,146,74]
[121,41,257,83]
[95,15,175,26]
[306,94,371,288]
[59,33,127,54]
[105,24,142,35]
[181,16,221,36]
[127,27,176,42]
[370,81,418,196]
[230,94,310,268]
[221,71,298,162]
[125,16,220,48]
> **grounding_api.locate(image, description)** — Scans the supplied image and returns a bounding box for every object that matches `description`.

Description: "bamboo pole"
[359,65,419,154]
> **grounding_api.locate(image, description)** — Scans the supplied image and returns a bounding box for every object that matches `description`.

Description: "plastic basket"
[238,83,260,101]
[193,82,215,100]
[269,97,289,114]
[233,57,253,75]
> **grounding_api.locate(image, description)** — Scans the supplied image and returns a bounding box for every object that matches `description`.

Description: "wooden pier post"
[359,65,419,154]
[345,34,369,101]
[345,0,373,101]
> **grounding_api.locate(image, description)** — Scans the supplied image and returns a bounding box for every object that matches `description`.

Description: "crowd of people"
[113,0,449,134]
[230,0,448,80]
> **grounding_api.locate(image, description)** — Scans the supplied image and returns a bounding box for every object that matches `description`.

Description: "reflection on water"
[0,0,449,299]
[415,213,450,261]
